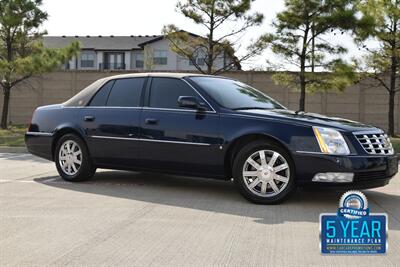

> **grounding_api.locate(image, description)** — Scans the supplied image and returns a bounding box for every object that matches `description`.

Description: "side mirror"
[177,96,206,111]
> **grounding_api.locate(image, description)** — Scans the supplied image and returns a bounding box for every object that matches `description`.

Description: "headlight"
[313,127,350,155]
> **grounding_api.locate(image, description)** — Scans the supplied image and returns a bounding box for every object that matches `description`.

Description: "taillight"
[28,109,36,132]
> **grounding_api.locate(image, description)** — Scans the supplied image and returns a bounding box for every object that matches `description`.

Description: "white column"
[125,51,131,70]
[96,51,103,70]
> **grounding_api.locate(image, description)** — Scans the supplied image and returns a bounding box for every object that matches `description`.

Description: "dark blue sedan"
[25,73,398,204]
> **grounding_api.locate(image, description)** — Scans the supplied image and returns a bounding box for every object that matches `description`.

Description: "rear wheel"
[233,140,296,204]
[55,134,96,182]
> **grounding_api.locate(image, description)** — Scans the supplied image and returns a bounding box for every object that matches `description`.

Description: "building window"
[153,50,168,65]
[197,57,205,66]
[81,52,95,68]
[188,55,206,66]
[135,53,144,68]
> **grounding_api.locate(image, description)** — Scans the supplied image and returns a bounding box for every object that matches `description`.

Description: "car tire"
[55,134,96,182]
[233,140,296,204]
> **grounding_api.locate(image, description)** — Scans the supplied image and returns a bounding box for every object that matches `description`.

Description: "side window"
[89,81,114,106]
[153,50,168,65]
[106,78,145,107]
[149,78,203,109]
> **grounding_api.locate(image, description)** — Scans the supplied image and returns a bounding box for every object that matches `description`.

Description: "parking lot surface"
[0,153,399,266]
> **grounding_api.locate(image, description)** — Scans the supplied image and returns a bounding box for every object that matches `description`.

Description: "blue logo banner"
[320,214,387,254]
[320,191,388,254]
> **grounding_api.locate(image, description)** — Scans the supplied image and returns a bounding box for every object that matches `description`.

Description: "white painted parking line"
[0,153,31,159]
[0,179,36,183]
[0,178,67,184]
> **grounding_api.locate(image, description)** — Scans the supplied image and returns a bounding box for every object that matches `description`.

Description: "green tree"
[0,0,79,129]
[262,0,359,111]
[163,0,265,75]
[355,0,399,136]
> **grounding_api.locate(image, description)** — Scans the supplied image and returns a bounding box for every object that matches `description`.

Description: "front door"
[139,77,223,176]
[80,77,146,168]
[104,52,125,70]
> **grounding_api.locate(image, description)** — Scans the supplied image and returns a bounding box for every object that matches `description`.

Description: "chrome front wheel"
[242,150,290,197]
[233,141,296,204]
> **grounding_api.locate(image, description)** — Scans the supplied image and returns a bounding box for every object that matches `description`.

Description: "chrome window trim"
[62,78,217,113]
[76,106,143,109]
[90,135,211,146]
[26,132,54,137]
[142,107,216,114]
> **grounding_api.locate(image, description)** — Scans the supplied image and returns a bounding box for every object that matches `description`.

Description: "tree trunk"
[1,86,11,129]
[299,24,309,112]
[388,56,397,136]
[388,90,395,136]
[206,2,215,75]
[299,42,307,111]
[2,33,13,129]
[388,26,397,136]
[299,63,306,112]
[207,39,213,75]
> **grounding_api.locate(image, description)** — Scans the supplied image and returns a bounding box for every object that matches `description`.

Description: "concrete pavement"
[0,153,399,266]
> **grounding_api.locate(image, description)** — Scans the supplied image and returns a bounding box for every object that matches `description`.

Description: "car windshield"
[189,76,285,110]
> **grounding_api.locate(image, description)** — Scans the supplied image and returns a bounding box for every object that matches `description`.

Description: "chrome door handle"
[84,115,95,122]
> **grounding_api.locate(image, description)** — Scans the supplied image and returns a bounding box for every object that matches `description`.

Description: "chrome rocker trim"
[90,135,211,146]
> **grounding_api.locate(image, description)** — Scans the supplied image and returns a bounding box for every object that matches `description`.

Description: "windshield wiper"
[232,107,272,111]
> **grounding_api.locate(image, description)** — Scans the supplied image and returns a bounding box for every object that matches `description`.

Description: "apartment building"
[43,33,240,72]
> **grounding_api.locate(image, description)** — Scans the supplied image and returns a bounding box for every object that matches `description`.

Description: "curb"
[0,146,28,153]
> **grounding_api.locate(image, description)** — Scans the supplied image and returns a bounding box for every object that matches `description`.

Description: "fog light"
[312,172,354,183]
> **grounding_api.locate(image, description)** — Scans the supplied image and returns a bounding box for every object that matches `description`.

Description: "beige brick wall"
[0,70,399,132]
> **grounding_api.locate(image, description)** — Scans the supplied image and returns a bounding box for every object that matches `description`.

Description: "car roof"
[101,72,210,81]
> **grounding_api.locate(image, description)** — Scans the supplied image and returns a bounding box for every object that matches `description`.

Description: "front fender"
[221,113,320,153]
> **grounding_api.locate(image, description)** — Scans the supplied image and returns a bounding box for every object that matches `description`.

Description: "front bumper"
[293,152,398,189]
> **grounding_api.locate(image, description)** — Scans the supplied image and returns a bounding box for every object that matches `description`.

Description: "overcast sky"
[41,0,363,70]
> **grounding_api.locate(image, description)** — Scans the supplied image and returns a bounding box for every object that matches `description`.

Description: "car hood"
[238,109,379,132]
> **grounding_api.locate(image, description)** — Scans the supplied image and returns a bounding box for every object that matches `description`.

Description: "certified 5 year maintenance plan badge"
[320,191,388,254]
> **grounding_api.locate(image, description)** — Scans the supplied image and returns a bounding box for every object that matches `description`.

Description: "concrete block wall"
[0,70,399,133]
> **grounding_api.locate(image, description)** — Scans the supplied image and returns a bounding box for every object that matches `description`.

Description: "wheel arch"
[224,133,293,178]
[51,126,87,160]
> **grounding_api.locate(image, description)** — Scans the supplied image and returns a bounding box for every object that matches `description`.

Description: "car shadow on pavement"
[34,170,400,229]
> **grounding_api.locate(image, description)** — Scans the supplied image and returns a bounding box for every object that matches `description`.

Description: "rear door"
[139,77,223,176]
[80,77,146,168]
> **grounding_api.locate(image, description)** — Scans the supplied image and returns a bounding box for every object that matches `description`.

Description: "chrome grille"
[354,132,394,155]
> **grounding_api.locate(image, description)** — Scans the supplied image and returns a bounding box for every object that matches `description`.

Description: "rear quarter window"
[89,81,114,106]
